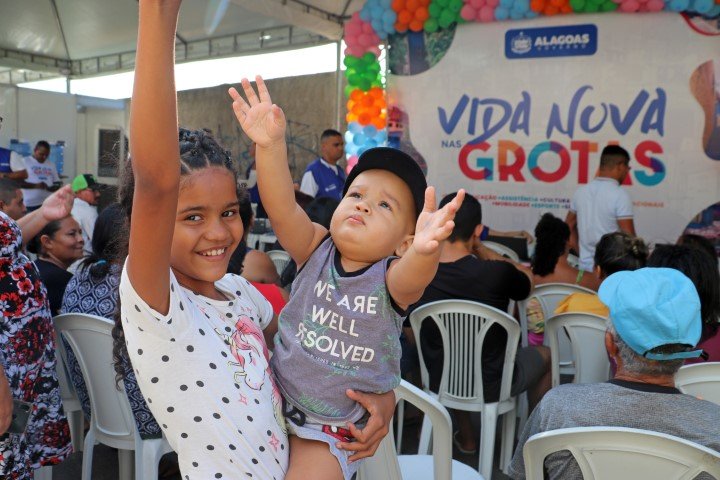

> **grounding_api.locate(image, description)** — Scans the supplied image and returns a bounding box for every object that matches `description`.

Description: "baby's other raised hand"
[412,188,465,256]
[228,76,286,148]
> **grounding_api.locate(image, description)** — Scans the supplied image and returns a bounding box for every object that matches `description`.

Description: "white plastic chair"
[482,241,520,262]
[54,313,173,480]
[54,336,85,452]
[409,300,520,479]
[544,312,610,387]
[523,426,720,480]
[357,380,484,480]
[266,249,291,276]
[675,362,720,405]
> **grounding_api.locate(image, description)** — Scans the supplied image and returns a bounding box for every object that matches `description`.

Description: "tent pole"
[335,39,343,131]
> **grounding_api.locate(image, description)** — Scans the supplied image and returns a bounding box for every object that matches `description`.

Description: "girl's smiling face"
[170,167,242,298]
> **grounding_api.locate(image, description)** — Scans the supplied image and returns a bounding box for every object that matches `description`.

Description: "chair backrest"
[54,334,79,404]
[409,299,520,410]
[54,313,137,449]
[266,249,291,276]
[482,241,520,262]
[519,282,596,354]
[523,426,720,480]
[544,313,610,387]
[356,380,453,480]
[675,362,720,405]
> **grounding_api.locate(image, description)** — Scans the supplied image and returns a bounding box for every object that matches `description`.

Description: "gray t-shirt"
[509,380,720,480]
[270,237,403,424]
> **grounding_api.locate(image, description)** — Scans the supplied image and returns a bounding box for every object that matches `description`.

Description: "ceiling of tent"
[0,0,363,85]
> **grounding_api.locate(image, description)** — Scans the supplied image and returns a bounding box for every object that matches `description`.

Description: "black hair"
[593,231,648,277]
[678,234,717,261]
[599,145,630,169]
[648,244,720,334]
[238,189,253,233]
[321,129,343,141]
[77,203,124,280]
[532,213,570,276]
[112,128,240,384]
[439,192,481,243]
[35,140,51,151]
[305,197,340,229]
[27,219,63,255]
[0,178,21,205]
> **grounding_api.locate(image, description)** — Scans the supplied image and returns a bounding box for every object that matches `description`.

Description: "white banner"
[388,13,720,245]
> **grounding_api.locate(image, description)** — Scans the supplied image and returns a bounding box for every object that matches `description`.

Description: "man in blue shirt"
[300,129,345,200]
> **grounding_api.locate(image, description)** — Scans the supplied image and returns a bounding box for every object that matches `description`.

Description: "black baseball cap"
[343,147,427,219]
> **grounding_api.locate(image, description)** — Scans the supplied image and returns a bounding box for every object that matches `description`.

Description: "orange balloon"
[550,0,564,7]
[392,0,406,11]
[415,6,430,21]
[560,3,572,12]
[544,3,559,14]
[406,0,420,10]
[351,104,363,116]
[530,0,545,11]
[419,0,431,5]
[372,116,386,130]
[408,19,423,31]
[394,21,408,32]
[398,9,413,23]
[369,87,384,99]
[358,113,372,125]
[368,106,381,118]
[346,99,355,111]
[346,112,358,123]
[350,89,364,102]
[374,98,387,108]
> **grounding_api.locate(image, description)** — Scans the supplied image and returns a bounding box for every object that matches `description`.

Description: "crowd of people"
[0,1,718,479]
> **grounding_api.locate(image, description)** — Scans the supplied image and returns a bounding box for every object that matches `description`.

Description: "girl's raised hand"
[412,188,466,256]
[229,76,286,148]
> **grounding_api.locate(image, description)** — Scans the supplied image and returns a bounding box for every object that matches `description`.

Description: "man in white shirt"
[70,174,101,255]
[566,145,636,271]
[299,129,346,200]
[15,141,60,211]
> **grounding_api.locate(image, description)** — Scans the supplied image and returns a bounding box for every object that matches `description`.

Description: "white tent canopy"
[0,0,363,85]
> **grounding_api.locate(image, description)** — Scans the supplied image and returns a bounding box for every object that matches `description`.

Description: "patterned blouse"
[60,262,161,439]
[0,211,71,478]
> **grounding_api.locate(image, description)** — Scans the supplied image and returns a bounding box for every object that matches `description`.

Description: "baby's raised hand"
[413,188,466,256]
[228,76,286,148]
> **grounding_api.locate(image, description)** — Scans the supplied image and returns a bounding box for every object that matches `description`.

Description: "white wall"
[76,104,126,185]
[17,88,78,179]
[0,85,18,147]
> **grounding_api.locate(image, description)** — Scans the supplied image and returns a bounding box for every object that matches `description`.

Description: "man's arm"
[0,170,27,181]
[565,210,579,253]
[617,218,635,237]
[3,153,28,181]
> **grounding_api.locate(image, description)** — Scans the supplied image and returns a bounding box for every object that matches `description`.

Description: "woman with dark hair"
[555,231,648,315]
[229,192,279,284]
[648,244,720,362]
[525,214,600,344]
[29,215,84,314]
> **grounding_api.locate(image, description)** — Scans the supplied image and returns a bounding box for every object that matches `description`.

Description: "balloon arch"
[341,0,720,170]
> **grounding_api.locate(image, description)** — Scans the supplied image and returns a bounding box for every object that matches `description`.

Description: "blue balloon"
[380,0,392,7]
[668,0,689,10]
[366,138,378,148]
[707,3,720,15]
[692,0,713,13]
[344,131,354,144]
[495,6,511,18]
[500,0,514,8]
[357,145,370,156]
[360,6,373,21]
[375,129,388,143]
[510,8,525,18]
[371,5,384,18]
[345,142,358,155]
[348,121,363,134]
[353,133,367,146]
[363,125,378,137]
[382,9,397,22]
[525,10,538,17]
[515,0,531,11]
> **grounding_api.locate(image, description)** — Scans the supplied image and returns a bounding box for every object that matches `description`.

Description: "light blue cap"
[599,267,702,361]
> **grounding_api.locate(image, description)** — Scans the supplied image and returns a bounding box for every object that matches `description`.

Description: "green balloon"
[361,52,376,65]
[358,78,371,91]
[428,2,442,17]
[449,0,464,13]
[439,8,456,28]
[601,1,618,10]
[343,55,359,69]
[425,17,440,32]
[344,84,355,97]
[584,1,599,11]
[569,0,585,10]
[436,0,450,6]
[347,73,360,86]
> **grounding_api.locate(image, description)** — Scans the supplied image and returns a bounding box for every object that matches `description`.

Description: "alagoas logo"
[506,24,597,60]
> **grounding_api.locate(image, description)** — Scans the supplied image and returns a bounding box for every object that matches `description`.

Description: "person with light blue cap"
[508,267,720,480]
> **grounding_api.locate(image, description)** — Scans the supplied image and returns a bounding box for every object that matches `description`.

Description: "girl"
[116,2,393,478]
